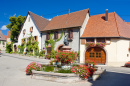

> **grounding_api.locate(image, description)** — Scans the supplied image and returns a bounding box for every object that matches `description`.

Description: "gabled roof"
[28,11,50,31]
[43,9,89,31]
[7,30,11,38]
[81,12,130,38]
[0,30,6,41]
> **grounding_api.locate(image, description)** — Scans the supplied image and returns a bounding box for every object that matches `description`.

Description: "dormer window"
[30,27,33,33]
[28,17,30,22]
[23,29,26,34]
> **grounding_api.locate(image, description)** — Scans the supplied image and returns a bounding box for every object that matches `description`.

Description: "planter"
[31,70,79,82]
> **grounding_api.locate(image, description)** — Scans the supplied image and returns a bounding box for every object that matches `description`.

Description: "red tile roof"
[43,9,89,31]
[28,11,50,31]
[81,12,130,38]
[0,30,6,40]
[7,30,11,38]
[4,35,7,40]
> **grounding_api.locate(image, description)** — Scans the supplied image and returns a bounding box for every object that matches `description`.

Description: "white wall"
[0,41,6,50]
[18,14,41,50]
[80,13,89,36]
[80,38,130,67]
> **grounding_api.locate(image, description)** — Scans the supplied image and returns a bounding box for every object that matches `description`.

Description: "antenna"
[68,8,70,14]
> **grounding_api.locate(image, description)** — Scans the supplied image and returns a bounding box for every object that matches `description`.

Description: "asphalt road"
[0,51,130,86]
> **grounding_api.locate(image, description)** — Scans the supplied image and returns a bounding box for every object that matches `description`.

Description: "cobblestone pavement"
[0,51,130,86]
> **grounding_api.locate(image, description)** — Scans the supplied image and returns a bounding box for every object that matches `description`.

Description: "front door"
[85,47,106,64]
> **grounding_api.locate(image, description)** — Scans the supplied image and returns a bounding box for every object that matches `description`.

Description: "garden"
[25,51,97,81]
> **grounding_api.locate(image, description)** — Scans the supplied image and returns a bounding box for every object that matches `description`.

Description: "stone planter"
[31,70,79,83]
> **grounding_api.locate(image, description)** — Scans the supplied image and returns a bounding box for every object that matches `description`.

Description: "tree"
[6,15,26,42]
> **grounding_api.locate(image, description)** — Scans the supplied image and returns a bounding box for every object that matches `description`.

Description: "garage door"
[85,47,106,64]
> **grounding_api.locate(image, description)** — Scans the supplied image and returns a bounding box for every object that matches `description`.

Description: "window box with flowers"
[86,42,105,47]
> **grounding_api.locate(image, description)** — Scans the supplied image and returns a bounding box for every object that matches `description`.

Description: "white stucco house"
[0,30,6,50]
[80,9,130,66]
[13,11,49,53]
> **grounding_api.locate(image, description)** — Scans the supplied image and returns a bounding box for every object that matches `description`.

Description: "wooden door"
[85,47,106,64]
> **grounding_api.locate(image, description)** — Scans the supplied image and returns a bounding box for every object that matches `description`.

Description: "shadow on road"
[90,71,130,86]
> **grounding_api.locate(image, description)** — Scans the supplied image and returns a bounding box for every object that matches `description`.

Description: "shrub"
[49,50,57,59]
[45,55,50,59]
[56,51,77,64]
[57,69,72,73]
[39,50,44,57]
[26,62,41,75]
[86,59,96,67]
[6,44,12,53]
[44,66,54,72]
[35,50,39,56]
[71,65,90,79]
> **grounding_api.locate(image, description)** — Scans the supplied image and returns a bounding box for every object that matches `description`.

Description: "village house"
[14,11,49,53]
[80,9,130,66]
[14,9,130,66]
[0,30,6,50]
[41,9,90,53]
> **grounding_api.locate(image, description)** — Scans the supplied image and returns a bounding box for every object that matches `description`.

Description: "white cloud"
[48,18,52,21]
[13,13,16,16]
[1,25,7,30]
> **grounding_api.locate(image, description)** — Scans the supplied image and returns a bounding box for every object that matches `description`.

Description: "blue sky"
[0,0,130,35]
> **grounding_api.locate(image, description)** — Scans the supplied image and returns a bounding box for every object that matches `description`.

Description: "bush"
[49,50,57,59]
[57,69,72,73]
[26,62,41,75]
[39,50,44,57]
[44,66,54,72]
[35,50,39,56]
[6,44,12,53]
[71,65,91,79]
[56,51,77,64]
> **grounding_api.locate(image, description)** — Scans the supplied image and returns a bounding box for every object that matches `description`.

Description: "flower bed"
[26,60,96,80]
[56,51,77,64]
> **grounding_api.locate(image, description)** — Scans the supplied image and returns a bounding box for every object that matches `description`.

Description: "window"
[30,27,33,33]
[46,32,50,40]
[28,17,30,22]
[97,38,105,43]
[96,52,101,58]
[54,31,58,39]
[68,30,73,39]
[23,29,26,34]
[89,52,94,58]
[86,38,94,42]
[34,36,38,41]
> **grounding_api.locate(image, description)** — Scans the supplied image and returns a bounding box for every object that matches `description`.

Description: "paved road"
[0,52,130,86]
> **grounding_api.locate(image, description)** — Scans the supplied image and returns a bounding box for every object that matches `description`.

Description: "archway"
[85,47,106,64]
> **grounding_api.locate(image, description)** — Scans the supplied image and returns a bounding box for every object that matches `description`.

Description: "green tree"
[6,15,26,42]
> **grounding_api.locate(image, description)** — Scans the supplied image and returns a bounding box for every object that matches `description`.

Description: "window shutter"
[56,32,58,39]
[48,33,50,40]
[36,36,38,41]
[47,32,50,40]
[46,33,48,40]
[81,39,86,44]
[70,30,73,38]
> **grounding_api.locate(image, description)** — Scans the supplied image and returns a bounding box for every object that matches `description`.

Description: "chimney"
[105,9,108,21]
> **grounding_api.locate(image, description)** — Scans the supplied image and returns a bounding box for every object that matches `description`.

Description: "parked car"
[124,62,130,67]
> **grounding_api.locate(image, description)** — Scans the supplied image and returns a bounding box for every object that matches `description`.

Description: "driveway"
[0,51,130,86]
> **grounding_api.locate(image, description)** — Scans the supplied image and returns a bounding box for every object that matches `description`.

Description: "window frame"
[46,32,50,40]
[68,29,73,39]
[54,31,58,39]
